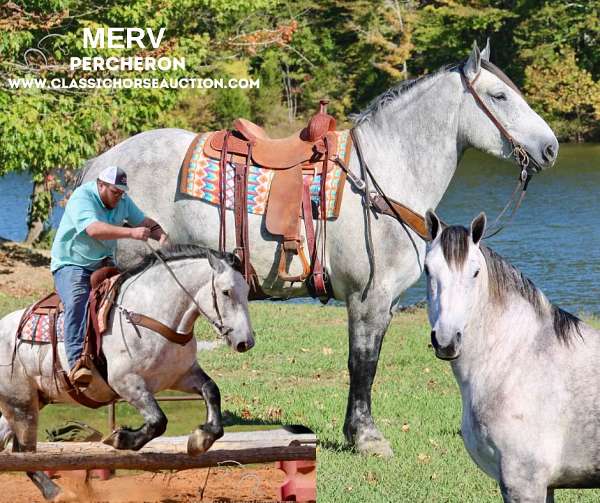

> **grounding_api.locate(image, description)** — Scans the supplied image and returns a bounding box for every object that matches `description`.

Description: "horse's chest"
[461,405,501,481]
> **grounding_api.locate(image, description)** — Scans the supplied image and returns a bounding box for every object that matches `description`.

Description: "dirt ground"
[0,241,53,297]
[0,465,286,502]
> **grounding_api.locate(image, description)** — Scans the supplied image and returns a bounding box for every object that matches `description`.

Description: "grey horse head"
[205,249,254,352]
[459,41,558,170]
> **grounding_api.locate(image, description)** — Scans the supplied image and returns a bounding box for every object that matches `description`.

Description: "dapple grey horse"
[79,42,558,456]
[425,212,600,502]
[0,245,254,501]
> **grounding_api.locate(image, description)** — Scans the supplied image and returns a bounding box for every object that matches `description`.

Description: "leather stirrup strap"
[234,144,252,283]
[302,177,327,297]
[219,131,230,254]
[51,334,107,409]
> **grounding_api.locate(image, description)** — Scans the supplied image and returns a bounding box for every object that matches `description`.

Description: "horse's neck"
[355,72,464,213]
[452,293,543,388]
[119,260,208,333]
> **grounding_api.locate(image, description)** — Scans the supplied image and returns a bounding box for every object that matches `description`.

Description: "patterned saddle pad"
[19,311,65,343]
[179,130,352,219]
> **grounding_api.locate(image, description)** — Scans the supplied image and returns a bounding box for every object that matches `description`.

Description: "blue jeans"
[53,266,92,370]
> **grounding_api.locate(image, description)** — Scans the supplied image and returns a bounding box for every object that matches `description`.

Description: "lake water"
[1,144,599,314]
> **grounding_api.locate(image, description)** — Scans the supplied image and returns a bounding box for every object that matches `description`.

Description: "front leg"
[499,461,551,503]
[103,374,167,451]
[344,291,393,457]
[172,362,224,455]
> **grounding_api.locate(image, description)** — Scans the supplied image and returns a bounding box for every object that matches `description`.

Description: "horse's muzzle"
[236,336,255,353]
[431,330,461,360]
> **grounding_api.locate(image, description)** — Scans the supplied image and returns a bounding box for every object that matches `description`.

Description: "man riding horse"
[50,166,169,388]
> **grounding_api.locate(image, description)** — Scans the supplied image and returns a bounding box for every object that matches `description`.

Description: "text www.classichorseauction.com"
[4,26,260,90]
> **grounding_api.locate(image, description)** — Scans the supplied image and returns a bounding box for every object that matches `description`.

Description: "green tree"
[0,0,279,242]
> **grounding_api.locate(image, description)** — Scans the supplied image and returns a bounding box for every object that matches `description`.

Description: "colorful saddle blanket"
[19,311,66,343]
[179,130,352,219]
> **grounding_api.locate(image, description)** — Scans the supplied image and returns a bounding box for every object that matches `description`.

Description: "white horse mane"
[351,63,459,125]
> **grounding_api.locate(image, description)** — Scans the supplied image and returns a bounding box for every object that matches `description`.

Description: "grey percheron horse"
[0,245,254,501]
[79,42,558,456]
[425,212,600,502]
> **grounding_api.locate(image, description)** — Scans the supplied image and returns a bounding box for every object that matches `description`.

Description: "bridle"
[459,60,539,238]
[115,242,229,338]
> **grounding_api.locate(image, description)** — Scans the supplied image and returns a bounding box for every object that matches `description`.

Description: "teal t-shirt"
[50,181,145,272]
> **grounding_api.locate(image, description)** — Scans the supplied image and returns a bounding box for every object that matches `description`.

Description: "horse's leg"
[4,401,67,501]
[172,362,224,455]
[103,375,167,451]
[500,483,549,503]
[343,292,394,457]
[499,468,550,503]
[0,413,14,451]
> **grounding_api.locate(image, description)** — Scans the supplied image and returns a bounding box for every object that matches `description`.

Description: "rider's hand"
[130,227,150,241]
[159,233,170,247]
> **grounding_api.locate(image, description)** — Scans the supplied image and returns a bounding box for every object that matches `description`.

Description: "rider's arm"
[86,221,148,241]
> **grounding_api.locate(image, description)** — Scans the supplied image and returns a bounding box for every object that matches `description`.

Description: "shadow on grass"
[0,243,51,268]
[318,438,354,453]
[222,410,283,428]
[222,411,317,436]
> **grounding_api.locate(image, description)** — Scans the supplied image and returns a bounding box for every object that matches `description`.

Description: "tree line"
[0,0,598,242]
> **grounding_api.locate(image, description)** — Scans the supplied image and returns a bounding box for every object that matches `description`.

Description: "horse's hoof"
[187,429,218,455]
[355,435,394,458]
[102,430,121,449]
[102,429,138,450]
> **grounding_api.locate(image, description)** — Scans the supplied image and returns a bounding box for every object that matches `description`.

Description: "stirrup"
[277,240,311,283]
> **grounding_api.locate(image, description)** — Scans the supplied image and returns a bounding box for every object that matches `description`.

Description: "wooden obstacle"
[0,428,316,472]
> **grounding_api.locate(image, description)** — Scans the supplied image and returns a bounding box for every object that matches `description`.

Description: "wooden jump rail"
[0,429,316,472]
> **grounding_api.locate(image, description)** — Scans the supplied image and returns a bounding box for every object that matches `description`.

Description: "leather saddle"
[16,266,121,408]
[203,101,343,296]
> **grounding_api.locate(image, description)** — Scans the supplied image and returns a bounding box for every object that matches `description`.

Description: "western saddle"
[16,267,121,408]
[202,100,344,300]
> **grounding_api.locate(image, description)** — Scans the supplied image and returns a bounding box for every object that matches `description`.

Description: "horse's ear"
[470,212,487,246]
[426,209,442,241]
[207,250,225,273]
[481,38,491,62]
[464,41,481,81]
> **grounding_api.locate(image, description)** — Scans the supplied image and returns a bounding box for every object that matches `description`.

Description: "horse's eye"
[473,270,480,278]
[424,265,430,276]
[223,290,231,297]
[491,92,507,101]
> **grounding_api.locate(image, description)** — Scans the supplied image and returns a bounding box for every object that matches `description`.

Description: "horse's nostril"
[543,144,556,163]
[430,330,439,349]
[237,340,254,352]
[456,331,462,343]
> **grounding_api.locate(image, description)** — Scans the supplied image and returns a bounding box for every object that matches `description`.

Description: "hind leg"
[3,401,67,501]
[172,362,224,455]
[103,374,167,451]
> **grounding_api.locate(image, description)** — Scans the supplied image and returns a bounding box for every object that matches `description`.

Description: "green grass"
[1,294,599,502]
